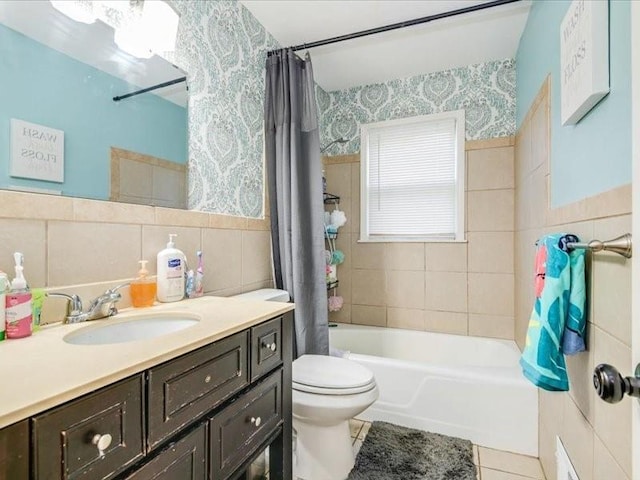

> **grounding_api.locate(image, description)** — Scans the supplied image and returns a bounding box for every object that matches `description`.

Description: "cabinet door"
[251,317,282,382]
[0,420,28,480]
[148,331,249,449]
[33,375,144,480]
[209,369,283,480]
[125,425,206,480]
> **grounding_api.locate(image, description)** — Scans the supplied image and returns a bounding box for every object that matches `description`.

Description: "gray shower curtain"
[264,49,329,357]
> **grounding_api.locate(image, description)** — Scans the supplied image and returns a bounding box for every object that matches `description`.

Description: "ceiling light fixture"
[50,0,97,24]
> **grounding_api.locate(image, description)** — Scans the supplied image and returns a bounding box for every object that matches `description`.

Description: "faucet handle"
[106,282,130,296]
[46,292,83,315]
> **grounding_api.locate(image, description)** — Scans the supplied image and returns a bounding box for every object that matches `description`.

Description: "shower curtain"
[264,49,329,357]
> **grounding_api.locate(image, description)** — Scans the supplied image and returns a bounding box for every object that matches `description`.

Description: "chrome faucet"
[47,283,130,324]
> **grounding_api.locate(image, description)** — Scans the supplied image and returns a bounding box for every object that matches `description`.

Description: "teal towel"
[520,234,586,391]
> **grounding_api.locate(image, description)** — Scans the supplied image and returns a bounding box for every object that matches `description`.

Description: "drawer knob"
[91,433,112,456]
[204,375,211,383]
[262,342,277,352]
[250,416,262,427]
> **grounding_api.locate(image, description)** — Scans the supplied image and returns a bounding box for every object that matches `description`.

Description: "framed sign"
[10,119,64,183]
[560,0,610,126]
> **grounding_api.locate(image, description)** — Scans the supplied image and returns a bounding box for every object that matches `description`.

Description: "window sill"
[357,237,467,244]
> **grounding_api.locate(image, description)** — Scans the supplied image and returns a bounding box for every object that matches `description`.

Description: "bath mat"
[347,421,476,480]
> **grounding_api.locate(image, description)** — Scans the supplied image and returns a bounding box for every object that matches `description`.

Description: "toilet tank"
[233,288,290,302]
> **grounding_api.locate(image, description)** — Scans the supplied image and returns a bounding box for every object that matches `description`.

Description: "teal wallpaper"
[318,59,516,156]
[516,0,631,207]
[169,0,279,217]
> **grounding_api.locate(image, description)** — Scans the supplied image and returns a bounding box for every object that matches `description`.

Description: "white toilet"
[234,289,379,480]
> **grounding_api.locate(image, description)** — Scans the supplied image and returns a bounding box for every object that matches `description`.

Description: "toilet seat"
[292,355,376,395]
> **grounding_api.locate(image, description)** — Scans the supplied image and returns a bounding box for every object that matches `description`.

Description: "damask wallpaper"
[168,0,279,217]
[166,1,514,217]
[318,59,516,156]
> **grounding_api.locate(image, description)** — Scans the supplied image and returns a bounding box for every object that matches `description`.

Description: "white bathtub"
[329,324,538,456]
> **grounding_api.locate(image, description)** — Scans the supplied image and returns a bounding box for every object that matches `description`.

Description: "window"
[359,110,465,242]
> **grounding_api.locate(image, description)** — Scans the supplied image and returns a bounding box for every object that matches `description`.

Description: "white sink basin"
[63,315,200,345]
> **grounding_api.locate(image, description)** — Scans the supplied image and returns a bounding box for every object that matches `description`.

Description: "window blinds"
[364,116,459,240]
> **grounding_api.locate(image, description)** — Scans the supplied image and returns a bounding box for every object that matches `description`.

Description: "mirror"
[0,0,188,208]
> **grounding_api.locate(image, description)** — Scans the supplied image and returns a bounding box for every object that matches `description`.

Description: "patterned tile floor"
[349,419,547,480]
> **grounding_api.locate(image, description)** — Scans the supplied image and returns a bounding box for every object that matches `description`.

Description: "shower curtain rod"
[267,0,521,56]
[113,76,187,102]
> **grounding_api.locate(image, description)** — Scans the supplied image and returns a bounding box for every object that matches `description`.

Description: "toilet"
[234,289,379,480]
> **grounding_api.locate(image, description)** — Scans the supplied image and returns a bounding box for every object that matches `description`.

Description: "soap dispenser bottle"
[6,252,32,339]
[156,234,186,303]
[130,260,157,307]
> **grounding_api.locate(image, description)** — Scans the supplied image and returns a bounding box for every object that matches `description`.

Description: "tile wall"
[324,137,516,340]
[0,191,273,325]
[514,78,632,480]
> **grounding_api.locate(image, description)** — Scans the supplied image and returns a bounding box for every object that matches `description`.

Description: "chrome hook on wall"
[566,233,632,259]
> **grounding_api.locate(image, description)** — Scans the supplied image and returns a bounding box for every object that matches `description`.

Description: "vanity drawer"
[148,331,249,449]
[209,369,283,479]
[125,424,206,480]
[33,375,144,480]
[251,317,282,381]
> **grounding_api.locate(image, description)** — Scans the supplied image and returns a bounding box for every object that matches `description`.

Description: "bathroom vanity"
[0,296,294,480]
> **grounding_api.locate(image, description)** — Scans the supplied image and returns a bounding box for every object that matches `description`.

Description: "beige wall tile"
[351,162,361,203]
[565,324,595,425]
[479,468,532,480]
[467,189,514,232]
[468,232,514,273]
[538,422,558,480]
[593,434,630,480]
[142,225,201,276]
[424,242,467,272]
[209,285,244,297]
[593,326,632,477]
[0,219,46,287]
[468,273,514,316]
[352,238,385,270]
[241,230,272,285]
[468,314,513,340]
[0,190,73,221]
[329,303,351,324]
[383,243,425,271]
[352,269,385,306]
[241,279,273,293]
[385,270,425,309]
[424,310,467,335]
[561,395,594,480]
[48,222,141,286]
[324,163,352,199]
[73,198,155,224]
[467,146,514,191]
[201,228,242,293]
[351,304,386,327]
[155,207,209,227]
[539,389,564,437]
[387,307,424,330]
[335,265,352,303]
[208,214,248,230]
[515,118,532,187]
[424,271,467,312]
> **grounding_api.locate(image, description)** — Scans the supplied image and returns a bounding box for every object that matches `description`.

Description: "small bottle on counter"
[6,252,32,339]
[156,234,186,303]
[130,260,157,308]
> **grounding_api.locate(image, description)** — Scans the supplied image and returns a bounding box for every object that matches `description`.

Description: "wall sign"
[10,119,64,183]
[560,0,609,126]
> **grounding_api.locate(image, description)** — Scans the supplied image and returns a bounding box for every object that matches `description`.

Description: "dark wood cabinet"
[0,312,293,480]
[0,420,29,480]
[32,376,145,480]
[125,425,206,480]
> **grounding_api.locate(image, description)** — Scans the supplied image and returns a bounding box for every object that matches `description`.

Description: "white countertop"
[0,296,294,429]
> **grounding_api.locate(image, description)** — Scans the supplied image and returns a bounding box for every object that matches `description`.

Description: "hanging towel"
[520,234,587,391]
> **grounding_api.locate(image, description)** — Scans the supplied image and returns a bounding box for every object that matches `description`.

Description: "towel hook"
[567,233,632,259]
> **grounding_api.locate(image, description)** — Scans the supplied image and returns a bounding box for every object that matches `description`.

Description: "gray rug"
[347,421,476,480]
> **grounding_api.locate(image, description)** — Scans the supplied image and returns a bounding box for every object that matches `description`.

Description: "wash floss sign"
[560,0,609,126]
[10,118,64,183]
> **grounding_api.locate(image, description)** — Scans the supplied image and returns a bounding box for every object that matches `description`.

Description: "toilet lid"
[292,355,375,394]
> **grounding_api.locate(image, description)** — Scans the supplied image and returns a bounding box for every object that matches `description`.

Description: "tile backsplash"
[0,191,273,326]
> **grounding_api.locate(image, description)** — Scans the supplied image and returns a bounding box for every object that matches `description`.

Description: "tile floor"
[349,419,547,480]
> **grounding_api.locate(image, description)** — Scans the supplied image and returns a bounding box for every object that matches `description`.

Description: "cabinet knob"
[250,416,262,427]
[262,342,276,352]
[204,375,211,383]
[91,433,112,456]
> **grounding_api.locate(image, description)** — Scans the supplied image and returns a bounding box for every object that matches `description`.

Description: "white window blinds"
[360,111,465,242]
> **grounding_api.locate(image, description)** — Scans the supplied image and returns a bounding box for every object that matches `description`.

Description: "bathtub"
[329,324,538,456]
